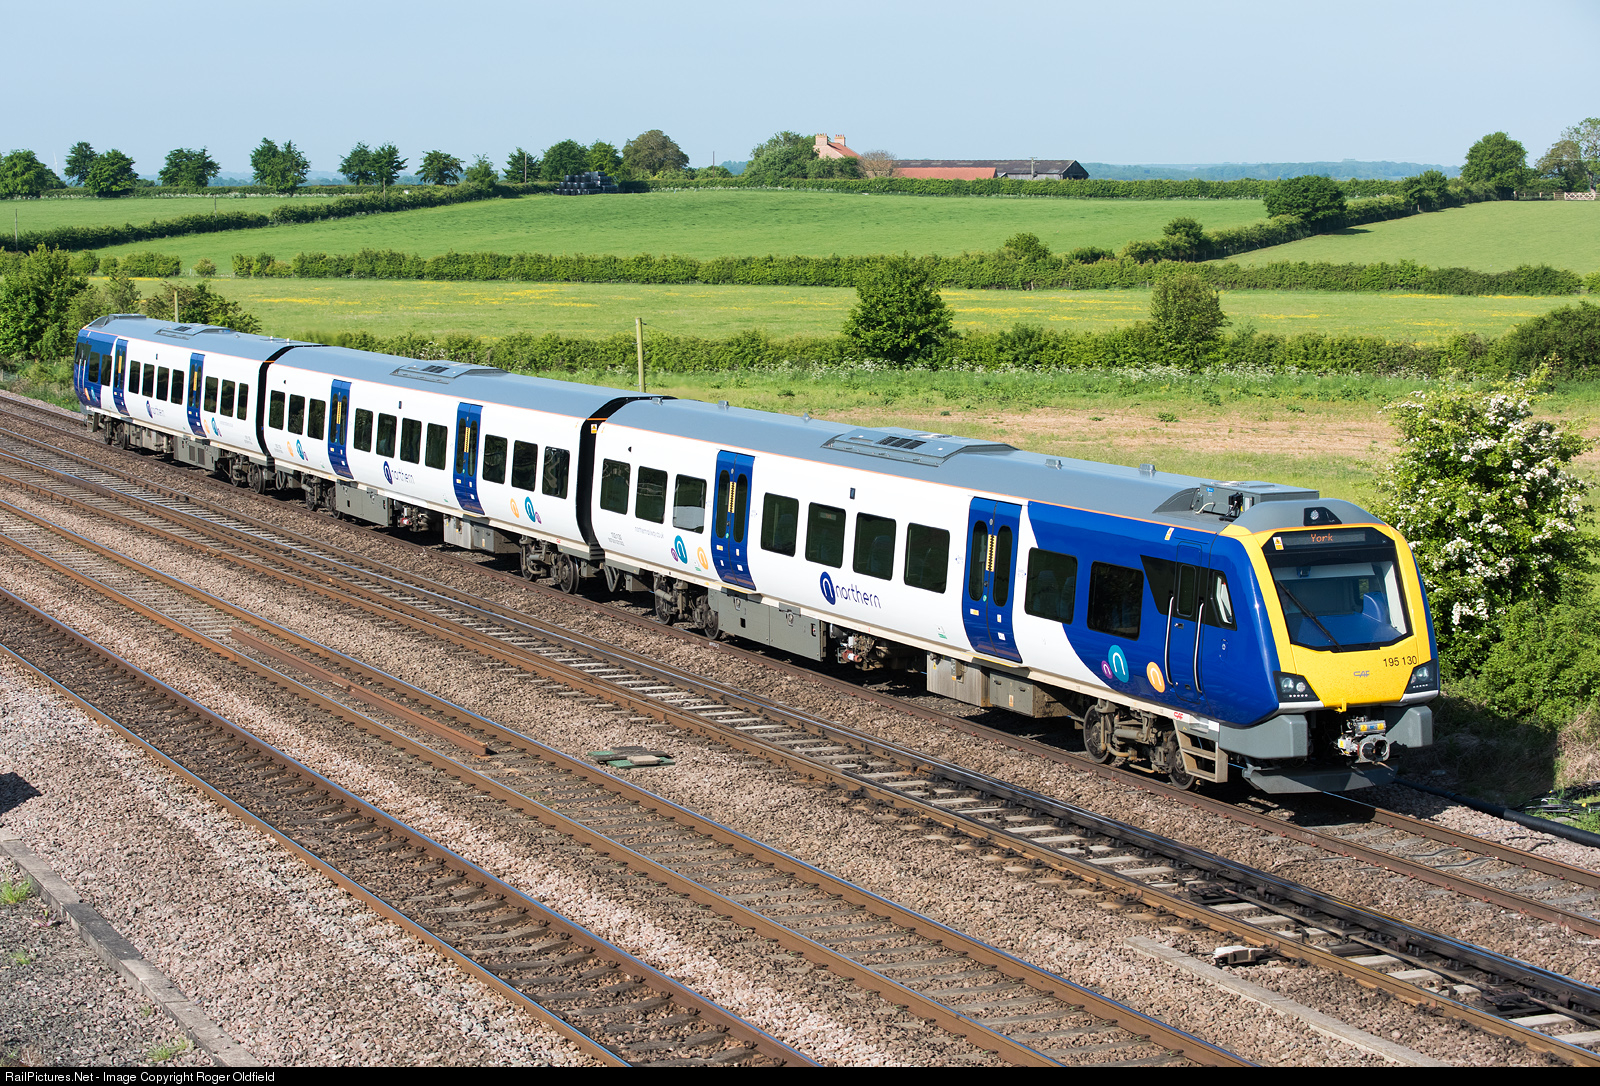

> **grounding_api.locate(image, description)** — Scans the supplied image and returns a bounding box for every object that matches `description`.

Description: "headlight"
[1406,661,1439,695]
[1275,672,1319,703]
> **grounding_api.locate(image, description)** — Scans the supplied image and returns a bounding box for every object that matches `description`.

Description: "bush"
[139,281,260,333]
[1490,301,1600,378]
[0,246,87,360]
[1261,175,1348,224]
[1149,271,1227,364]
[841,257,955,365]
[119,251,181,277]
[193,258,217,277]
[68,251,100,276]
[1465,596,1600,729]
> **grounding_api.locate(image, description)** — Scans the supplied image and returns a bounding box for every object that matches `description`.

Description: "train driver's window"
[636,467,667,523]
[805,504,845,568]
[287,394,305,435]
[204,377,220,413]
[481,435,507,484]
[760,494,798,555]
[673,476,706,532]
[220,380,236,417]
[353,409,373,452]
[852,513,897,581]
[600,460,630,514]
[309,400,328,442]
[1087,562,1143,639]
[904,524,950,593]
[542,447,570,498]
[155,367,170,401]
[268,391,285,429]
[1024,549,1077,622]
[141,364,156,398]
[510,441,539,489]
[236,384,249,420]
[399,418,421,463]
[376,413,397,457]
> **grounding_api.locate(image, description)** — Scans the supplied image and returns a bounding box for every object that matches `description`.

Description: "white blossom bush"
[1374,376,1594,665]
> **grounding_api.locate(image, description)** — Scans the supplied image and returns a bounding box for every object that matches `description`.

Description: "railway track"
[0,415,1587,1062]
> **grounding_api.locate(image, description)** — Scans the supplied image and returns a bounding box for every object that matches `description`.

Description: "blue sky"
[10,0,1596,176]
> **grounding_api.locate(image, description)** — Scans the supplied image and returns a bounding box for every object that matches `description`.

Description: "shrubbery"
[118,251,181,277]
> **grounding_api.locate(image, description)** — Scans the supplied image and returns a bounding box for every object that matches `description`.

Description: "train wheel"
[702,606,719,641]
[1083,708,1115,764]
[1162,731,1197,791]
[552,554,579,594]
[654,594,674,624]
[249,466,269,494]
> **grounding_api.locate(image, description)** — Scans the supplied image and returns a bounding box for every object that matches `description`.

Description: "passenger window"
[376,413,397,457]
[805,503,845,568]
[236,384,249,420]
[853,514,897,581]
[141,364,155,398]
[353,409,373,452]
[510,440,539,489]
[268,391,285,429]
[220,380,235,416]
[600,459,630,514]
[481,435,506,484]
[1088,562,1144,639]
[904,524,950,594]
[636,467,667,523]
[454,419,478,477]
[760,494,799,556]
[155,367,170,401]
[287,394,305,435]
[1024,549,1078,623]
[1203,571,1237,630]
[204,376,219,413]
[308,399,327,441]
[968,523,988,601]
[993,526,1014,607]
[673,476,706,532]
[127,359,137,392]
[425,423,446,469]
[399,418,421,463]
[170,370,184,405]
[542,447,570,498]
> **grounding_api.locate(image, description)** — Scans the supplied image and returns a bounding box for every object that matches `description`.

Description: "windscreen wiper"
[1275,583,1343,648]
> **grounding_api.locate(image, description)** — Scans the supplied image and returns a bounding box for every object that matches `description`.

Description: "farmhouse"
[814,134,860,160]
[893,159,1090,181]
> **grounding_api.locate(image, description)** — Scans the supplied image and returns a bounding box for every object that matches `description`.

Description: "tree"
[250,138,310,194]
[1400,169,1451,211]
[462,155,497,187]
[0,246,88,360]
[504,147,539,183]
[83,150,138,197]
[0,151,62,197]
[1261,175,1347,224]
[158,147,220,191]
[1373,377,1594,665]
[64,142,97,186]
[1161,217,1205,259]
[140,281,261,333]
[857,149,896,178]
[742,131,816,184]
[1461,131,1530,194]
[371,144,406,191]
[1001,232,1051,262]
[540,140,588,181]
[586,141,621,175]
[1149,270,1227,363]
[1538,119,1600,192]
[339,143,375,186]
[621,130,688,175]
[418,150,463,186]
[841,257,954,365]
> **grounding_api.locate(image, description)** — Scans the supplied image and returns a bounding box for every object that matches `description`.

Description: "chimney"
[834,135,847,146]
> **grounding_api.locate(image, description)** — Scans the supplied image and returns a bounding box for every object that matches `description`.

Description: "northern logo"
[295,439,305,460]
[210,416,221,437]
[1105,644,1130,684]
[819,571,837,605]
[382,461,393,485]
[524,497,540,523]
[672,535,688,564]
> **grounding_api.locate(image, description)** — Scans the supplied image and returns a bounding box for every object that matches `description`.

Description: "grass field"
[87,190,1270,268]
[3,194,339,234]
[185,277,1580,342]
[1227,200,1600,272]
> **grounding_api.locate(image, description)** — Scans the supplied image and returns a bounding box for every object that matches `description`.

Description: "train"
[72,314,1438,794]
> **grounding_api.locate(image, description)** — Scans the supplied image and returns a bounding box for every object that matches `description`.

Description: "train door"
[73,339,92,408]
[961,498,1023,663]
[185,353,205,436]
[328,380,354,479]
[1146,540,1212,704]
[712,451,755,590]
[111,339,130,416]
[451,402,484,514]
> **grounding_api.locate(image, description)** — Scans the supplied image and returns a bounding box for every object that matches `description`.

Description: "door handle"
[1163,597,1175,684]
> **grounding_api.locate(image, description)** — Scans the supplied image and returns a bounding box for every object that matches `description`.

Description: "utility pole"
[523,151,528,184]
[635,318,646,392]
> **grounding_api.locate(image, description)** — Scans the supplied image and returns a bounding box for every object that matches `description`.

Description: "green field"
[4,194,339,234]
[189,277,1578,343]
[89,190,1270,269]
[1227,200,1600,272]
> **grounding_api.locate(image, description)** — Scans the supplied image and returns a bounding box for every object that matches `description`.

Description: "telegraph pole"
[635,318,646,392]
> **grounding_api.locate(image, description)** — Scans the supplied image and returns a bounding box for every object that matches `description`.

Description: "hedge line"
[639,176,1407,199]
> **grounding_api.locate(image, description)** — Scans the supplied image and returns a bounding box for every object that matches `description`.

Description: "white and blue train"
[74,315,1439,793]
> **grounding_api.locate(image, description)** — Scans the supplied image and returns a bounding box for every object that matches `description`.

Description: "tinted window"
[904,524,949,593]
[399,418,421,463]
[1088,563,1143,639]
[1142,557,1199,620]
[454,418,478,477]
[511,441,539,489]
[760,494,799,555]
[268,391,285,430]
[287,394,304,434]
[542,447,570,498]
[481,435,506,484]
[219,380,235,416]
[155,367,170,401]
[170,370,183,404]
[636,467,667,523]
[204,376,219,413]
[853,513,897,581]
[425,423,447,469]
[1025,549,1077,623]
[673,476,706,532]
[126,357,136,392]
[354,409,373,452]
[600,459,630,513]
[141,364,155,398]
[805,503,845,568]
[308,399,327,441]
[992,526,1014,606]
[235,383,249,420]
[968,522,988,601]
[376,413,397,457]
[732,473,749,540]
[1204,570,1236,630]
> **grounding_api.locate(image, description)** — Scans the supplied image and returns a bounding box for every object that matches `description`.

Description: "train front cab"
[1212,511,1438,793]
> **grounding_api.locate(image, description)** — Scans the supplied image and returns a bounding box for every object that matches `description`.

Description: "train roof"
[86,314,313,363]
[606,396,1346,533]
